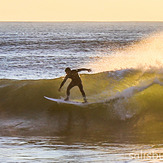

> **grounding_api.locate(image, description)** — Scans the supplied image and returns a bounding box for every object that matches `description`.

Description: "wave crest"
[0,69,163,136]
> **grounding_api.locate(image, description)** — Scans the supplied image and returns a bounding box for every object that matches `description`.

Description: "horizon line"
[0,20,163,23]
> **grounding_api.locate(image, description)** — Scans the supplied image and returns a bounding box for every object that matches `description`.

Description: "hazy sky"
[0,0,163,21]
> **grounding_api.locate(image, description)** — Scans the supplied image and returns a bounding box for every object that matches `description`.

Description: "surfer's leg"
[78,83,87,103]
[65,82,75,101]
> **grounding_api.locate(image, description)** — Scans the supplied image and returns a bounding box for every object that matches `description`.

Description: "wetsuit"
[59,69,87,101]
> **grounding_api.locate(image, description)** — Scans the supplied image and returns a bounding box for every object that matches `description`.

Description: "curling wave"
[0,69,163,137]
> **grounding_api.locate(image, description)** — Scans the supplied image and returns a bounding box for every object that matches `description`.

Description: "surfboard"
[44,96,86,106]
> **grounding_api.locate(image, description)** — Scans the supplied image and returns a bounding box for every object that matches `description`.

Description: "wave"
[0,69,163,137]
[88,32,163,73]
[0,39,130,53]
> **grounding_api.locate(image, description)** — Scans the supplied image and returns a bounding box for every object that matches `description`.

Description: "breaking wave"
[0,32,163,138]
[0,69,163,137]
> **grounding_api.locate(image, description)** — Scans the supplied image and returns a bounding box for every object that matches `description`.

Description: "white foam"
[89,32,163,73]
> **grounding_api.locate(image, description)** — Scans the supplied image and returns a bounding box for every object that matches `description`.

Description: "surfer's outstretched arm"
[77,68,91,72]
[58,75,68,91]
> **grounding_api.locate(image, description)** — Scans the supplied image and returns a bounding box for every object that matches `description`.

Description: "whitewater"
[0,22,163,162]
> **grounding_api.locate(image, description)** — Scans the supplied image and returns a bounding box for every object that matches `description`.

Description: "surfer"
[58,67,91,103]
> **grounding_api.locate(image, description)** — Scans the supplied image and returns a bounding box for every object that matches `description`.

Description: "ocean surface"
[0,22,163,162]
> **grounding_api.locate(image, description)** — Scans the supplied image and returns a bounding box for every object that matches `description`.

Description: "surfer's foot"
[83,99,88,103]
[64,97,69,101]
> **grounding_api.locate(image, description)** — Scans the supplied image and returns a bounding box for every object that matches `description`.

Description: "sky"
[0,0,163,21]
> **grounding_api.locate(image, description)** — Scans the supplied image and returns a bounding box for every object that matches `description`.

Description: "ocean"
[0,22,163,162]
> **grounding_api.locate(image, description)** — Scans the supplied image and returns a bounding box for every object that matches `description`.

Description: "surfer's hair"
[65,67,71,72]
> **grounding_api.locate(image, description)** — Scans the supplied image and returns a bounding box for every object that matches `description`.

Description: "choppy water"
[0,22,163,162]
[0,22,163,79]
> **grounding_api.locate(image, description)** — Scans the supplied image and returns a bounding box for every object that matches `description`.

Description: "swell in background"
[0,22,163,79]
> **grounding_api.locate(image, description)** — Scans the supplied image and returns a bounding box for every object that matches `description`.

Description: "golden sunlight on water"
[89,32,163,73]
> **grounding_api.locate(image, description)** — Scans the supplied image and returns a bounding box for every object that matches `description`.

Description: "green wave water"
[0,70,162,142]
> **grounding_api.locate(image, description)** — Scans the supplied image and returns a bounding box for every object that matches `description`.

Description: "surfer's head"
[65,67,71,74]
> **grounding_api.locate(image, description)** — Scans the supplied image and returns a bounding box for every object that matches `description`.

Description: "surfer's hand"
[88,69,92,72]
[58,88,61,92]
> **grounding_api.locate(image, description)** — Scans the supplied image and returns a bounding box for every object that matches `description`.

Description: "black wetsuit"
[60,69,86,99]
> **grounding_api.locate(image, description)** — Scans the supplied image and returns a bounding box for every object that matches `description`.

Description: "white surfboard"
[44,96,86,106]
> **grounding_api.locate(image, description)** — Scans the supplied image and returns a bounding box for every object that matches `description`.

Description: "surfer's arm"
[58,76,68,91]
[77,68,91,72]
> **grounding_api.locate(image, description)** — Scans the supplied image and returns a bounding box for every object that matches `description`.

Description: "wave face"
[0,70,163,139]
[0,24,163,140]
